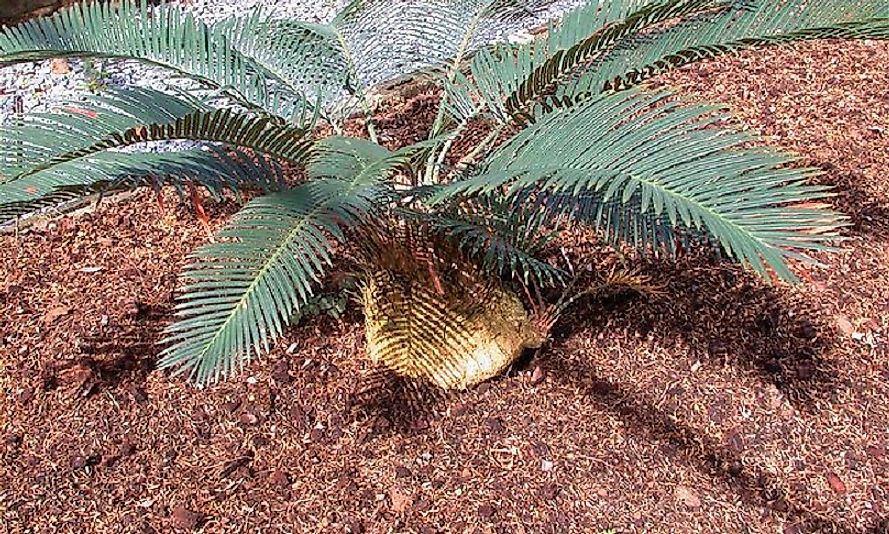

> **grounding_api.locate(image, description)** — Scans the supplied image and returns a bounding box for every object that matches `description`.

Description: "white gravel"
[182,0,346,23]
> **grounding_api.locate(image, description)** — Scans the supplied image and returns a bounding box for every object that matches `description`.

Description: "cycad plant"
[1,0,886,388]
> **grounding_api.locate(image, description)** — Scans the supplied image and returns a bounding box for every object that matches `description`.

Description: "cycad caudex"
[357,221,547,389]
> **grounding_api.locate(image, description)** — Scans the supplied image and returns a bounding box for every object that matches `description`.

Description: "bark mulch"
[1,39,888,534]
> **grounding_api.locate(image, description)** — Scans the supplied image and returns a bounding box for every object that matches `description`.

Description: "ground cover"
[1,39,888,533]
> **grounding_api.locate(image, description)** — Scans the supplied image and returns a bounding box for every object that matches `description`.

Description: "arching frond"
[333,0,558,89]
[1,86,207,178]
[570,0,889,96]
[455,0,888,125]
[206,12,349,121]
[507,0,723,121]
[0,0,314,117]
[158,140,419,385]
[436,89,845,282]
[307,136,394,180]
[531,190,717,257]
[0,147,278,223]
[406,195,566,287]
[158,178,385,385]
[455,0,719,124]
[0,87,312,220]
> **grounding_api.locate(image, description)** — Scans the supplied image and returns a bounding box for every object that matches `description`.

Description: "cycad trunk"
[361,258,546,390]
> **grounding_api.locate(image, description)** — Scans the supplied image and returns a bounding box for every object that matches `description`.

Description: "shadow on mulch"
[41,302,169,398]
[519,254,885,531]
[549,256,842,413]
[548,358,884,534]
[815,162,889,240]
[535,257,879,532]
[349,368,451,434]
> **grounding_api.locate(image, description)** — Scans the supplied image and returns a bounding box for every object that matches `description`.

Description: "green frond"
[208,12,349,122]
[438,89,845,282]
[158,177,388,385]
[571,0,889,96]
[0,147,278,222]
[1,86,207,178]
[157,141,420,385]
[454,0,888,125]
[307,136,393,181]
[0,0,309,116]
[456,0,716,124]
[186,0,490,127]
[0,87,313,220]
[505,0,724,120]
[56,106,314,164]
[333,0,537,88]
[309,136,441,188]
[439,70,483,125]
[408,195,566,287]
[532,190,716,257]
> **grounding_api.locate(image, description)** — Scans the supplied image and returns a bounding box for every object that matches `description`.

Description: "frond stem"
[332,31,379,143]
[424,119,470,185]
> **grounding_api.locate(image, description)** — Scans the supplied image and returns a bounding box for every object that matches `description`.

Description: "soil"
[2,40,889,534]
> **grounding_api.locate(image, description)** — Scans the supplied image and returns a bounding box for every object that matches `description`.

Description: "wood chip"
[826,472,847,494]
[675,485,702,508]
[389,488,412,514]
[50,58,70,75]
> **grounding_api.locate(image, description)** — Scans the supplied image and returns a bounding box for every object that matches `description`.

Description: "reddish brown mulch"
[2,40,889,534]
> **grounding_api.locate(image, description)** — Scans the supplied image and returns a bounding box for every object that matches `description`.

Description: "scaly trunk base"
[362,269,545,390]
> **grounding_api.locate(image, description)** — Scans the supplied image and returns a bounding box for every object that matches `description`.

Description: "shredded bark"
[1,39,888,533]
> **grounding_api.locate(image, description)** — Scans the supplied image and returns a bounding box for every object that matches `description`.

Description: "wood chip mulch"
[1,39,888,534]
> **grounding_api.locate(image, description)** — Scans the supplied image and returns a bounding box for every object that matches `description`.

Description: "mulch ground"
[1,39,888,534]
